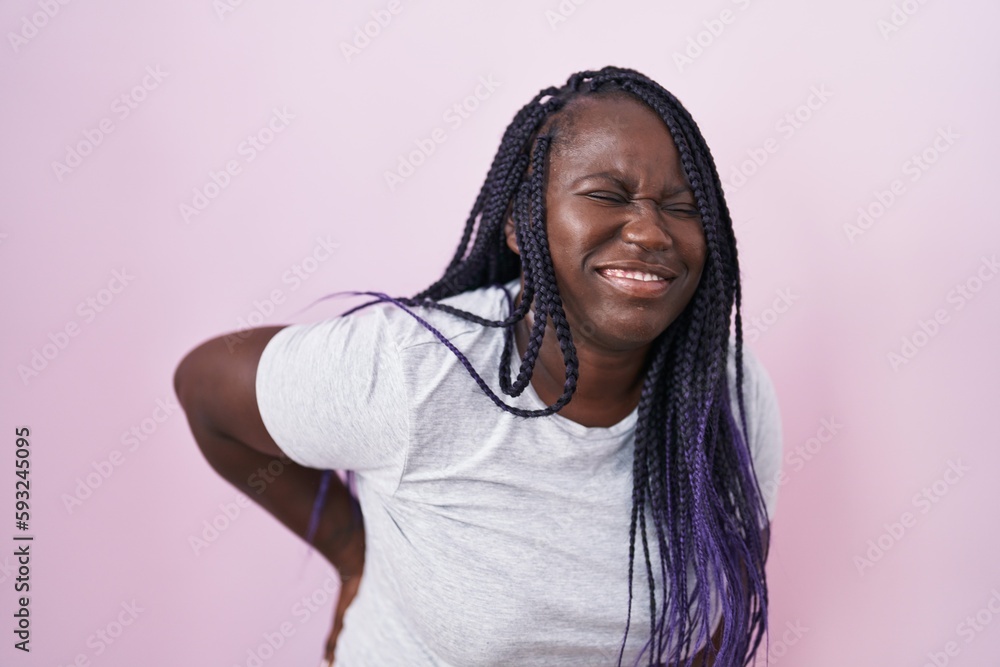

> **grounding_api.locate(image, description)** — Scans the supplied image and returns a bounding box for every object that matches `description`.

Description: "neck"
[510,280,649,427]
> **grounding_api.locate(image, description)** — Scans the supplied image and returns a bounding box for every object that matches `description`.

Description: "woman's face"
[506,94,708,352]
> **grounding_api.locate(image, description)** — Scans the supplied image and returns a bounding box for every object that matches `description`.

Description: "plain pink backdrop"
[3,1,999,666]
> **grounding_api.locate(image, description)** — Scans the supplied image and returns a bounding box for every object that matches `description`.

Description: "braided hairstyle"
[313,65,771,667]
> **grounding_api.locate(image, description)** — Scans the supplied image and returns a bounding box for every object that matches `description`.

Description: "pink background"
[3,1,999,665]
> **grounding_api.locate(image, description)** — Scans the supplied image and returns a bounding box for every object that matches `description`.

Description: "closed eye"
[663,205,700,218]
[586,192,627,203]
[585,192,700,218]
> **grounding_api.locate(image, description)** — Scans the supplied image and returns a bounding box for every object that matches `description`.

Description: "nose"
[620,199,672,252]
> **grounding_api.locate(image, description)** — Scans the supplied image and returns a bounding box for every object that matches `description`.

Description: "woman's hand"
[321,509,366,666]
[324,568,363,665]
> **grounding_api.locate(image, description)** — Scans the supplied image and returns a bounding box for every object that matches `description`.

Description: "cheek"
[545,206,609,266]
[676,226,708,275]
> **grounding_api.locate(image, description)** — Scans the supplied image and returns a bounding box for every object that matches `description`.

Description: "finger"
[319,642,333,667]
[324,620,340,665]
[324,633,335,665]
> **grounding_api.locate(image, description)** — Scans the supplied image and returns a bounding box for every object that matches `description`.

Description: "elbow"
[172,340,245,467]
[173,343,218,443]
[173,346,200,415]
[174,349,224,467]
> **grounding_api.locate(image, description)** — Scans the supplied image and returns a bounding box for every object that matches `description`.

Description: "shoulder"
[725,338,783,521]
[376,280,516,351]
[725,337,778,418]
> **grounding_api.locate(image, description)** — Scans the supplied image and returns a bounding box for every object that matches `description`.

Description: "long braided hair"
[310,65,771,667]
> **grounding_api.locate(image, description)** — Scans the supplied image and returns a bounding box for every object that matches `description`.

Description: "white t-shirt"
[255,278,783,666]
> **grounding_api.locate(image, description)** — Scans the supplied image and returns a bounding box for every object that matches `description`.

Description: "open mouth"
[596,268,673,298]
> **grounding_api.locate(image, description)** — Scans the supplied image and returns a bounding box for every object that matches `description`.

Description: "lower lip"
[596,270,673,298]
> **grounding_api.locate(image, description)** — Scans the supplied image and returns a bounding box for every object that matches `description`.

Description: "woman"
[174,65,783,667]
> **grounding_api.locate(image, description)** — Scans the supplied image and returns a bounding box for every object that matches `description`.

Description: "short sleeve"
[255,305,410,494]
[739,348,783,523]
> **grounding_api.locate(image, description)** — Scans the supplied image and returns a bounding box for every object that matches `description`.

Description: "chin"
[577,313,672,351]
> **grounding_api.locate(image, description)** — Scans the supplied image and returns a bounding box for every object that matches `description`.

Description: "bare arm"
[173,326,364,576]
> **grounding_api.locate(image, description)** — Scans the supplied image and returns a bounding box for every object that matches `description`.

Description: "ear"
[504,214,520,256]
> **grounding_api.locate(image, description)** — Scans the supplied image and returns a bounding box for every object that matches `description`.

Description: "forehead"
[549,95,684,183]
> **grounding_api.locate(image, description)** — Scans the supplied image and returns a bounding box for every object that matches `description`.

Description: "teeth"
[601,268,665,282]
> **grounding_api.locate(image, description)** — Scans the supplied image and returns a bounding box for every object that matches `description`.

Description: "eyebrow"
[570,172,692,197]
